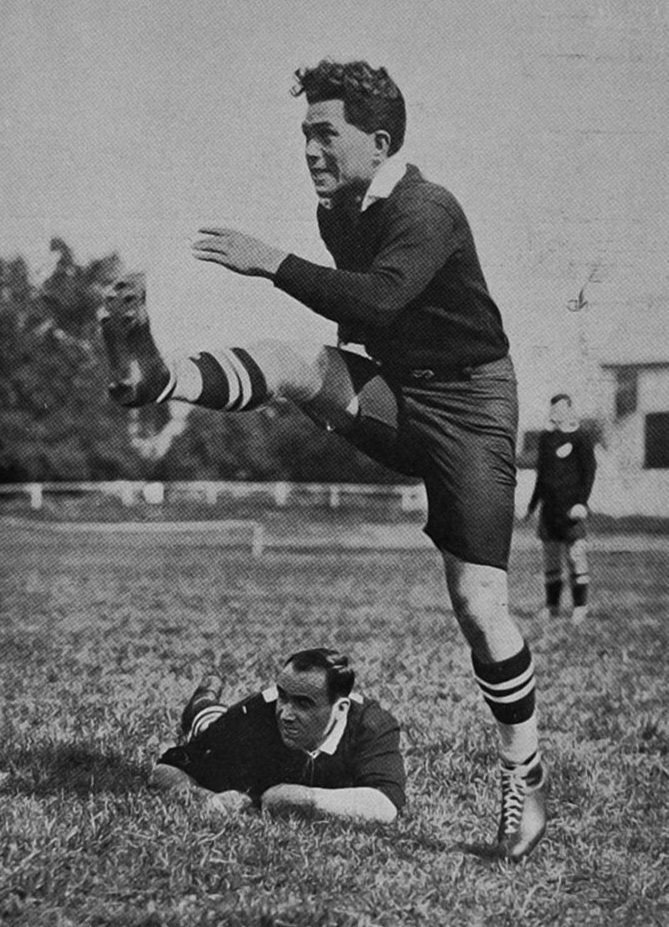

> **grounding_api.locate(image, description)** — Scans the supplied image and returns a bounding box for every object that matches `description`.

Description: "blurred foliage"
[0,243,146,481]
[0,242,401,484]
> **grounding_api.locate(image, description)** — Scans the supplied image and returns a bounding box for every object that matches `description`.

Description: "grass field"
[1,515,668,926]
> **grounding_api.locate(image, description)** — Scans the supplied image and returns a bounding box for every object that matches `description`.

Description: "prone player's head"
[549,393,574,428]
[292,60,406,201]
[275,648,355,751]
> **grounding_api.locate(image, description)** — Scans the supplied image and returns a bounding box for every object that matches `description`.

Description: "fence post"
[329,485,340,509]
[274,482,290,507]
[400,486,423,512]
[119,482,135,507]
[143,482,164,505]
[251,523,264,558]
[29,483,43,510]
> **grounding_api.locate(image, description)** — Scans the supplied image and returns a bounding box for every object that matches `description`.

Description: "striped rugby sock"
[159,348,269,411]
[544,572,563,609]
[473,641,540,767]
[571,577,589,607]
[188,704,227,741]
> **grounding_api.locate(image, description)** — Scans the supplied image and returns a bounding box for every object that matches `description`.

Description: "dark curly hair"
[284,647,355,703]
[292,59,406,156]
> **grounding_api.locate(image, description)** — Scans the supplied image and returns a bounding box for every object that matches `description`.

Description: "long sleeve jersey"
[528,427,597,516]
[159,689,406,811]
[274,164,509,371]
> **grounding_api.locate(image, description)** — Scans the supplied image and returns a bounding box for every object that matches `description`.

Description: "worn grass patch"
[1,524,668,926]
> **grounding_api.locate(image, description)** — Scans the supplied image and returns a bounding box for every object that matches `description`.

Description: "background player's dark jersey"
[528,427,597,540]
[159,690,406,810]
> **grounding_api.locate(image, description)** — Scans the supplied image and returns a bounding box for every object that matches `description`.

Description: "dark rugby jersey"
[528,427,597,525]
[274,164,509,370]
[159,688,406,811]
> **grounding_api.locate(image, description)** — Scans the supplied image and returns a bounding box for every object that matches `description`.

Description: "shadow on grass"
[2,742,146,798]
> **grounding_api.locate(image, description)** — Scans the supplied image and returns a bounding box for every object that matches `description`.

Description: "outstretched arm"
[191,195,459,328]
[261,783,398,823]
[150,762,254,813]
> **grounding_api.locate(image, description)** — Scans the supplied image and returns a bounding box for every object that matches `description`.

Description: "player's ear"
[336,697,351,713]
[373,130,391,159]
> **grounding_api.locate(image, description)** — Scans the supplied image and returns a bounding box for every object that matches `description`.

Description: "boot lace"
[500,765,527,836]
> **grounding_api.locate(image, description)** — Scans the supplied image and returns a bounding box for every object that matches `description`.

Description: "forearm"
[261,783,398,823]
[275,254,407,327]
[311,786,398,823]
[274,202,455,327]
[527,478,541,513]
[576,444,597,504]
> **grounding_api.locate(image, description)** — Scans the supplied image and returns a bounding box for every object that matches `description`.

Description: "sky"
[2,0,668,426]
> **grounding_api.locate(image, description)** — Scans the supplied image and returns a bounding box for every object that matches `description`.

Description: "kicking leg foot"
[98,271,171,406]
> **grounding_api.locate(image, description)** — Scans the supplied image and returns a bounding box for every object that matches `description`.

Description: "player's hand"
[192,227,287,278]
[568,504,588,520]
[261,783,315,814]
[206,790,254,814]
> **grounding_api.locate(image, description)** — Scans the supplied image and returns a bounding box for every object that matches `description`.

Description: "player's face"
[549,400,572,428]
[275,664,339,752]
[302,98,381,200]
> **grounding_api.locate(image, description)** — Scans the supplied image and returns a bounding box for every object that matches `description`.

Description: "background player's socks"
[571,575,589,608]
[166,348,269,410]
[544,574,562,612]
[472,641,539,767]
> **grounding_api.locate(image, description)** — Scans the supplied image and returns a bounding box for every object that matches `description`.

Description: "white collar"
[360,157,407,212]
[310,691,362,755]
[309,701,349,757]
[318,158,407,212]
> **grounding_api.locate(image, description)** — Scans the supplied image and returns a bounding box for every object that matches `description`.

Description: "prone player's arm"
[262,711,404,824]
[261,783,397,823]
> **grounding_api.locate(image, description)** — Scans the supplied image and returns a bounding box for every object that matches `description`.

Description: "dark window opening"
[615,367,638,419]
[645,412,669,469]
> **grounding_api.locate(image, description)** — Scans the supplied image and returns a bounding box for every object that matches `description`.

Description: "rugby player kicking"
[151,648,405,824]
[100,59,546,860]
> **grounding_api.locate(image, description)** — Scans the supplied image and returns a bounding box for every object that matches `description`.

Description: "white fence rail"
[0,480,428,513]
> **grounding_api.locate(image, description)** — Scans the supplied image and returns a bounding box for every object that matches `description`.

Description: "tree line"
[0,242,400,484]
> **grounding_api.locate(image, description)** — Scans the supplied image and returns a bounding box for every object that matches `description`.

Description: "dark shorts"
[539,510,587,543]
[319,352,518,570]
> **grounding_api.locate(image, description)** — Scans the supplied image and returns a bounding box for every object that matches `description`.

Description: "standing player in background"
[99,59,546,860]
[526,393,598,624]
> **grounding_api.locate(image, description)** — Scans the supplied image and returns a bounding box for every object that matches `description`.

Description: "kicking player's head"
[293,60,406,201]
[275,648,355,751]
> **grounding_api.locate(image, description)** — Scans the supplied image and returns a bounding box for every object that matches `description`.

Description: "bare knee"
[246,339,325,402]
[442,552,522,661]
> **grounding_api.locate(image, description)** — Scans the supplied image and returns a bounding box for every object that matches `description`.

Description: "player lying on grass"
[100,58,546,859]
[150,648,405,824]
